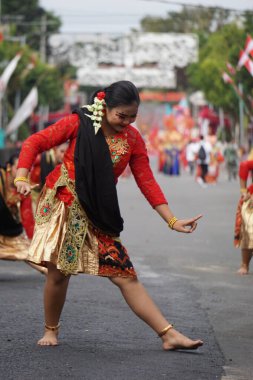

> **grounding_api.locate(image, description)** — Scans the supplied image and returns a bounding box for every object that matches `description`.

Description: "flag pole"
[238,82,244,147]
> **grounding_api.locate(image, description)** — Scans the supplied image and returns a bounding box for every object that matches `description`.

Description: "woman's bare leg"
[38,262,70,346]
[237,249,253,275]
[110,276,203,350]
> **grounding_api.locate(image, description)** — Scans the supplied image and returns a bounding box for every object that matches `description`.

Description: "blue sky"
[40,0,253,34]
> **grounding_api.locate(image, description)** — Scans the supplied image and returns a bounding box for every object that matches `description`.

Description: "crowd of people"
[157,133,240,187]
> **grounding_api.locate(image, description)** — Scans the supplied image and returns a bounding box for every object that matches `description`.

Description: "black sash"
[40,151,55,186]
[73,108,124,236]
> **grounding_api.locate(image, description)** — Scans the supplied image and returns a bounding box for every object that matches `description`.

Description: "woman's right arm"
[16,114,80,195]
[15,168,31,195]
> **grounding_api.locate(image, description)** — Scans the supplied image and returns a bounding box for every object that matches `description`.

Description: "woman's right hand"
[15,181,32,196]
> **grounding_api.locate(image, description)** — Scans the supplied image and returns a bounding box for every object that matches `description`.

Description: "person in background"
[196,135,212,187]
[0,154,47,274]
[234,160,253,274]
[29,143,69,209]
[223,140,239,181]
[185,139,198,175]
[30,143,69,190]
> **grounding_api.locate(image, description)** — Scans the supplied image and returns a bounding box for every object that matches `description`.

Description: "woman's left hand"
[172,214,202,233]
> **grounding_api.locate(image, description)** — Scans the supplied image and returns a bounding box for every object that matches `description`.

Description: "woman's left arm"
[129,131,202,233]
[129,131,168,207]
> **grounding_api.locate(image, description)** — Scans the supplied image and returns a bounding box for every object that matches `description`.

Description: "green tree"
[140,5,253,115]
[0,42,64,139]
[141,6,232,36]
[1,0,61,54]
[187,22,253,115]
[243,11,253,35]
[139,6,236,90]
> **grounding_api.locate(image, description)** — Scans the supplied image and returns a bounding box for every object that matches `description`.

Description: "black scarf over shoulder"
[40,151,55,187]
[73,108,124,236]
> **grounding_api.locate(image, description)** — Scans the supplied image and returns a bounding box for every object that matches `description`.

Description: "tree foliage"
[1,0,61,53]
[187,22,253,115]
[140,6,253,115]
[0,0,76,120]
[0,42,64,117]
[141,6,232,36]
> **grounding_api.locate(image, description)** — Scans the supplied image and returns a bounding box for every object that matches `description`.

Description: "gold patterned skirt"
[239,199,253,249]
[0,233,30,261]
[27,165,136,277]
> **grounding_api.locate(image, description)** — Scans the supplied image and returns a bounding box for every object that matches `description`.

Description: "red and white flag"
[244,57,253,77]
[237,50,249,69]
[245,35,253,58]
[5,87,38,136]
[226,62,236,75]
[0,53,22,100]
[222,72,234,84]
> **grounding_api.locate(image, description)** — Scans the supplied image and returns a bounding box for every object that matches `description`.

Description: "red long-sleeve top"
[18,114,167,208]
[239,160,253,194]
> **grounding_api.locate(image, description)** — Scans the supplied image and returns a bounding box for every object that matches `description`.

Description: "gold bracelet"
[168,216,178,230]
[14,177,29,186]
[240,188,247,193]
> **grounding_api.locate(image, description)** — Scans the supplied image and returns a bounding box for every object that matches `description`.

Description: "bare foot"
[162,328,203,351]
[237,265,249,275]
[37,330,58,346]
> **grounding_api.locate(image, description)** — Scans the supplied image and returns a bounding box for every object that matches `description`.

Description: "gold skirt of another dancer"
[0,234,30,261]
[240,199,253,249]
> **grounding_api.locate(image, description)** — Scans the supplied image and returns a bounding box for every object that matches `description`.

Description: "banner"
[5,87,38,136]
[244,57,253,77]
[222,72,243,98]
[226,62,236,75]
[245,35,253,57]
[0,53,21,100]
[222,72,233,84]
[237,50,249,69]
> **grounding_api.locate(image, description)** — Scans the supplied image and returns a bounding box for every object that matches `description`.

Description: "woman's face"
[105,103,138,133]
[54,143,68,164]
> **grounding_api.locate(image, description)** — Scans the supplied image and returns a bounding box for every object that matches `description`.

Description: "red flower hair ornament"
[82,91,106,134]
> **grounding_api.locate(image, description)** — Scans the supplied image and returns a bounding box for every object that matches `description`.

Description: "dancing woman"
[15,81,203,349]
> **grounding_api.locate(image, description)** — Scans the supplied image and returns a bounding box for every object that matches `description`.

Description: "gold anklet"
[45,323,61,331]
[158,324,173,337]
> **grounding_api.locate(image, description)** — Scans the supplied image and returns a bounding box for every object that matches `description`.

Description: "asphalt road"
[0,164,252,380]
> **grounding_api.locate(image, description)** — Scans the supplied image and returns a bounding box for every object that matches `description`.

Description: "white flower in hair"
[82,91,106,134]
